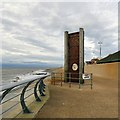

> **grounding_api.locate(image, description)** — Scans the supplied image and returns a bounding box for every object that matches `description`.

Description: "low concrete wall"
[84,62,119,80]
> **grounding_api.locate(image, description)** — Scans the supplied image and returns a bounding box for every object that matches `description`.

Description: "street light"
[98,41,102,58]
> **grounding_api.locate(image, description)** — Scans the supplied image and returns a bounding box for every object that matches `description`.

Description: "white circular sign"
[72,63,78,71]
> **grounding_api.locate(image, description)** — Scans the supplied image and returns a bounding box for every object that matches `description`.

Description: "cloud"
[1,2,118,66]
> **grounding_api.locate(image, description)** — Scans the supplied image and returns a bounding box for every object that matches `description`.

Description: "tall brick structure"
[64,28,84,83]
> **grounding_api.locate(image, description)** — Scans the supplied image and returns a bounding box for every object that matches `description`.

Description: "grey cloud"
[14,35,59,52]
[2,2,118,64]
[2,10,21,22]
[2,17,20,32]
[2,50,63,64]
[2,18,18,26]
[2,46,31,55]
[33,3,117,40]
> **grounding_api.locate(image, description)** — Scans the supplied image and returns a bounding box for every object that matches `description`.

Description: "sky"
[1,1,118,67]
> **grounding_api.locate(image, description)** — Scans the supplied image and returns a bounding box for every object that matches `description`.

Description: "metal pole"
[54,73,55,85]
[91,73,93,89]
[0,88,13,103]
[61,73,62,86]
[20,81,33,113]
[34,80,41,101]
[64,31,69,83]
[100,44,101,58]
[39,80,45,96]
[79,73,81,89]
[79,28,84,84]
[69,73,71,88]
[98,41,102,58]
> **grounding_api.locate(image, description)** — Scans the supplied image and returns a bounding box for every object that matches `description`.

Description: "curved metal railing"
[0,72,50,115]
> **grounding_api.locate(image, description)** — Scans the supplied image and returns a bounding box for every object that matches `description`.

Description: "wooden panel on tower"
[68,32,79,82]
[64,28,84,83]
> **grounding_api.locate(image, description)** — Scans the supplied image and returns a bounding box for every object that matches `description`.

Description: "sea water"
[1,68,44,86]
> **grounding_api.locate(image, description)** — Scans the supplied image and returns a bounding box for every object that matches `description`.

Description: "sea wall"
[84,62,119,80]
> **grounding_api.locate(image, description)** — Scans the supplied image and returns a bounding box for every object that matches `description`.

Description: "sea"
[1,67,44,86]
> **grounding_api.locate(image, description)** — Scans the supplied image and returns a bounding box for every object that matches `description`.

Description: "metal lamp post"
[98,41,102,58]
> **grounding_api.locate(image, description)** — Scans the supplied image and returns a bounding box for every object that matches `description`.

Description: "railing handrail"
[1,72,50,115]
[0,73,50,92]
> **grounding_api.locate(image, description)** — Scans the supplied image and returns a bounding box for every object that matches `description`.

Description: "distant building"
[91,58,100,64]
[85,58,99,65]
[97,51,120,64]
[85,61,92,65]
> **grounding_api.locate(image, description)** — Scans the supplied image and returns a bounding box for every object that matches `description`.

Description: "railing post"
[51,72,53,84]
[69,73,71,88]
[0,88,13,103]
[54,73,55,85]
[41,79,46,87]
[51,72,54,85]
[38,80,45,96]
[34,79,41,102]
[41,79,46,91]
[79,73,81,89]
[20,81,33,113]
[61,73,62,86]
[91,73,93,89]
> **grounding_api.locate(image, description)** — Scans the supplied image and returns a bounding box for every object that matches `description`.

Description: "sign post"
[79,73,93,89]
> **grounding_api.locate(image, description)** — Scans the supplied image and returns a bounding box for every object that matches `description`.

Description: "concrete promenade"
[35,76,118,118]
[1,67,118,119]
